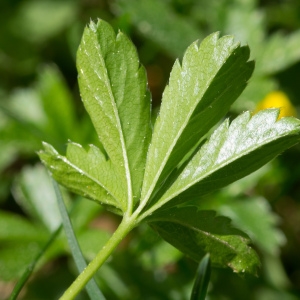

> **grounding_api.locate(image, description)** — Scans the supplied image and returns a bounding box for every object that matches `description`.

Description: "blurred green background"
[1,0,300,299]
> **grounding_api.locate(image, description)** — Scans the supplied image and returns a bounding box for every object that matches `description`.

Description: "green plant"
[115,0,300,112]
[36,18,300,299]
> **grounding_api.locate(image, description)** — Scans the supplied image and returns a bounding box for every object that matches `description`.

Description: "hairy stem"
[60,217,137,300]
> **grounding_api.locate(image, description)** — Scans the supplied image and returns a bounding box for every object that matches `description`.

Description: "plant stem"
[60,217,136,300]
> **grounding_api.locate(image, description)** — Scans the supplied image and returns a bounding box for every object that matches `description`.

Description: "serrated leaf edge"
[39,142,123,210]
[139,33,240,208]
[141,110,300,215]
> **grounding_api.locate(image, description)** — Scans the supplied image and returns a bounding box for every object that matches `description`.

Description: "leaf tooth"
[41,141,58,154]
[192,120,229,178]
[216,112,250,163]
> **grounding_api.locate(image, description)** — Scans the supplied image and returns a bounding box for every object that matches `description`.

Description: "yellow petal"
[255,91,297,119]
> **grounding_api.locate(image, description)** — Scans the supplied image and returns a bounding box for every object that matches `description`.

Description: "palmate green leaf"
[39,142,125,213]
[140,33,254,208]
[152,109,300,210]
[77,19,152,209]
[148,206,260,275]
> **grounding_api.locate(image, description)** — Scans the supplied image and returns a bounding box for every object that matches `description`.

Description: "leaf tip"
[88,19,98,32]
[40,141,56,153]
[207,31,221,43]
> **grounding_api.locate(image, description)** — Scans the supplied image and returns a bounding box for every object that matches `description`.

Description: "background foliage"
[1,0,300,299]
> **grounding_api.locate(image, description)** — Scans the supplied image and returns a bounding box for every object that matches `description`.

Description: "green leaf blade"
[148,207,260,275]
[141,33,254,206]
[38,142,124,213]
[77,19,151,207]
[157,109,300,209]
[66,142,127,206]
[219,197,286,256]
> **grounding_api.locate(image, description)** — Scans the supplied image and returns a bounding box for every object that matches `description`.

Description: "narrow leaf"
[148,206,260,275]
[190,254,211,300]
[155,109,300,209]
[141,32,254,207]
[39,142,125,213]
[53,179,106,300]
[77,19,152,208]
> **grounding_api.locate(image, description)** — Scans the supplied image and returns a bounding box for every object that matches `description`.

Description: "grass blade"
[190,254,211,300]
[52,179,106,300]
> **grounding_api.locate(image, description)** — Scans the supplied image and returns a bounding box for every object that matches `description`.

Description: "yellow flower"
[255,91,297,119]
